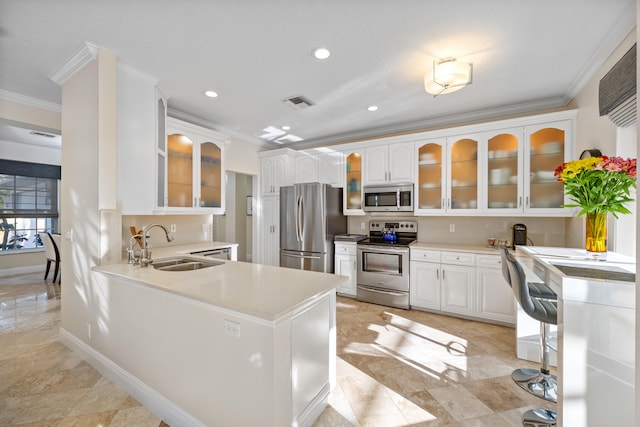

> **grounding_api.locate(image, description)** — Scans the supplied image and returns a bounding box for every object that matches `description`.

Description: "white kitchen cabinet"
[409,249,441,310]
[259,148,296,196]
[259,195,280,266]
[415,139,447,214]
[318,151,344,187]
[162,118,226,214]
[446,134,481,213]
[117,65,163,215]
[364,142,414,185]
[410,248,514,325]
[334,242,357,297]
[295,151,319,184]
[524,119,574,215]
[440,265,475,315]
[484,128,523,214]
[475,254,516,324]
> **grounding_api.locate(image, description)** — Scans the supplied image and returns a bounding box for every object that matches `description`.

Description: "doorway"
[212,171,257,262]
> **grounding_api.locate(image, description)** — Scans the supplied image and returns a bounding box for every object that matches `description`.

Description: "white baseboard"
[59,328,206,427]
[0,265,44,277]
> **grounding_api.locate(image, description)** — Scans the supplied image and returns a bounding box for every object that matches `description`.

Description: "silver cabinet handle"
[519,196,522,208]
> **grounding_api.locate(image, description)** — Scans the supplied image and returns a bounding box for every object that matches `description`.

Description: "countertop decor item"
[554,156,636,258]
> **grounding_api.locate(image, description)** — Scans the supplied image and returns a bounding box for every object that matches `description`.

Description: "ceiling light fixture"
[204,90,219,98]
[281,125,291,131]
[424,57,473,97]
[312,47,331,60]
[367,105,379,111]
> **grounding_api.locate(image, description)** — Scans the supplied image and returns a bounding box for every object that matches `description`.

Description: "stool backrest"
[498,246,512,285]
[501,247,536,315]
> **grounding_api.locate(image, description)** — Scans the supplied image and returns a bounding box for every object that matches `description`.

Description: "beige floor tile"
[429,384,494,421]
[107,406,162,427]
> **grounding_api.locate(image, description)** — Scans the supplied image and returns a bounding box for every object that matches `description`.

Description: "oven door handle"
[357,246,409,254]
[358,285,407,297]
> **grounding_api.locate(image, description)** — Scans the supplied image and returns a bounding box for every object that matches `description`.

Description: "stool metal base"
[512,368,557,403]
[522,408,557,426]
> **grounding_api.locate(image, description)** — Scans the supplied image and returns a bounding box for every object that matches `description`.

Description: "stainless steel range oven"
[357,220,417,309]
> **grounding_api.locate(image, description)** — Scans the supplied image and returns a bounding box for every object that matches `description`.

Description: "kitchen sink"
[152,257,224,271]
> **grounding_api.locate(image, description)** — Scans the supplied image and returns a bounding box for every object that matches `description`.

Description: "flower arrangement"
[554,156,637,217]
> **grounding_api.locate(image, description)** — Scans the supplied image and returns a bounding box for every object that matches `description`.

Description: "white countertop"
[519,246,636,308]
[95,243,346,322]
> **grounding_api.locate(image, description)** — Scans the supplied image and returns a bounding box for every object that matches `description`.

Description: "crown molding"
[117,62,159,85]
[563,3,636,101]
[48,42,98,86]
[293,96,568,149]
[0,89,61,113]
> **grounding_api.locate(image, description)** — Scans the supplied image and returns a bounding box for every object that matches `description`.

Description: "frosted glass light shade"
[425,58,472,96]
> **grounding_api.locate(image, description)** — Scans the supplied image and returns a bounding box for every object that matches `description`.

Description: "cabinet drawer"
[476,254,502,269]
[411,249,440,262]
[441,251,475,266]
[334,243,357,256]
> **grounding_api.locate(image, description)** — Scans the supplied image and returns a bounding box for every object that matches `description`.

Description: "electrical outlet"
[170,224,176,233]
[449,224,455,232]
[86,323,91,339]
[360,222,366,230]
[223,319,240,337]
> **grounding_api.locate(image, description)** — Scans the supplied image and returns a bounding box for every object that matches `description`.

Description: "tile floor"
[0,272,556,426]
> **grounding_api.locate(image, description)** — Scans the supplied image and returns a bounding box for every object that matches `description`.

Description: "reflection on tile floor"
[1,273,555,426]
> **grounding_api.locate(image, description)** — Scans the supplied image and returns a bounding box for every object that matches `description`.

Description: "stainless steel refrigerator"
[280,183,347,273]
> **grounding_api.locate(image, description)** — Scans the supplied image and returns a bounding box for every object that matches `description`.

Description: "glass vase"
[585,212,607,260]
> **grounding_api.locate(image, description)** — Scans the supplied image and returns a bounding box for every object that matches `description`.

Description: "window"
[0,160,60,252]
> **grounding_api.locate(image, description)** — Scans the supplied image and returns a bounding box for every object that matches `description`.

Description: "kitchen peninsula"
[518,246,636,427]
[61,251,347,427]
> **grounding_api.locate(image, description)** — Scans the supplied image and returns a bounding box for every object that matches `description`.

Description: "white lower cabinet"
[334,242,357,297]
[475,255,516,324]
[260,195,280,266]
[410,248,515,325]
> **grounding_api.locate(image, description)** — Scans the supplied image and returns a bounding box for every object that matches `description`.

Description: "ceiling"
[0,1,635,150]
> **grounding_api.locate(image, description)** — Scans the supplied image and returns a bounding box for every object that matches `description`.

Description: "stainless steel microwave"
[363,184,414,212]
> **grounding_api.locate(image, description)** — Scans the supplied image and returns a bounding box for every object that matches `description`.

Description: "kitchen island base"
[64,270,337,427]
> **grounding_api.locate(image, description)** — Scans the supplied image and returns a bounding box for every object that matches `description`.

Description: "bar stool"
[499,246,556,300]
[500,247,557,426]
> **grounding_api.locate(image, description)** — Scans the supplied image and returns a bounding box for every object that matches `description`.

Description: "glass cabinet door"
[345,151,363,211]
[199,141,222,208]
[487,131,520,211]
[448,137,478,211]
[526,124,566,210]
[167,132,194,207]
[417,141,445,211]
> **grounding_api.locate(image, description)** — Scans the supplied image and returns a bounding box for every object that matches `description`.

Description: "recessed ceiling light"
[281,125,291,131]
[367,105,379,112]
[312,47,331,60]
[204,90,218,98]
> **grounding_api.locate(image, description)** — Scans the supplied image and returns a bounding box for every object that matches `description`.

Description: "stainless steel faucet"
[138,224,174,267]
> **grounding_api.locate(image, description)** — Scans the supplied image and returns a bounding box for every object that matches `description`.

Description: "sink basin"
[152,257,224,271]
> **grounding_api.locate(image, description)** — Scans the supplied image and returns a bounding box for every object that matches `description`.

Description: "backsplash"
[347,215,565,247]
[122,215,213,253]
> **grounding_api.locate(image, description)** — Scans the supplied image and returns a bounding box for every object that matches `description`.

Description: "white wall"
[566,28,637,249]
[0,139,61,165]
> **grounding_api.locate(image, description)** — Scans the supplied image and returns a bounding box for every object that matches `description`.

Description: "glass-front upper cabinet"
[162,117,226,214]
[167,132,194,208]
[199,141,222,208]
[486,129,522,212]
[416,140,446,213]
[448,135,479,212]
[524,120,571,213]
[343,150,364,215]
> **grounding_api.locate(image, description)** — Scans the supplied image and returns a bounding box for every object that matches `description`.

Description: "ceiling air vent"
[599,43,636,127]
[29,130,57,138]
[282,95,315,110]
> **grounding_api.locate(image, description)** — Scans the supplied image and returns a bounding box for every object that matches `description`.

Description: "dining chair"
[43,232,61,283]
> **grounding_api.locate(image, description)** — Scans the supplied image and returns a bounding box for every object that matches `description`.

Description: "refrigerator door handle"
[296,194,303,241]
[282,253,321,260]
